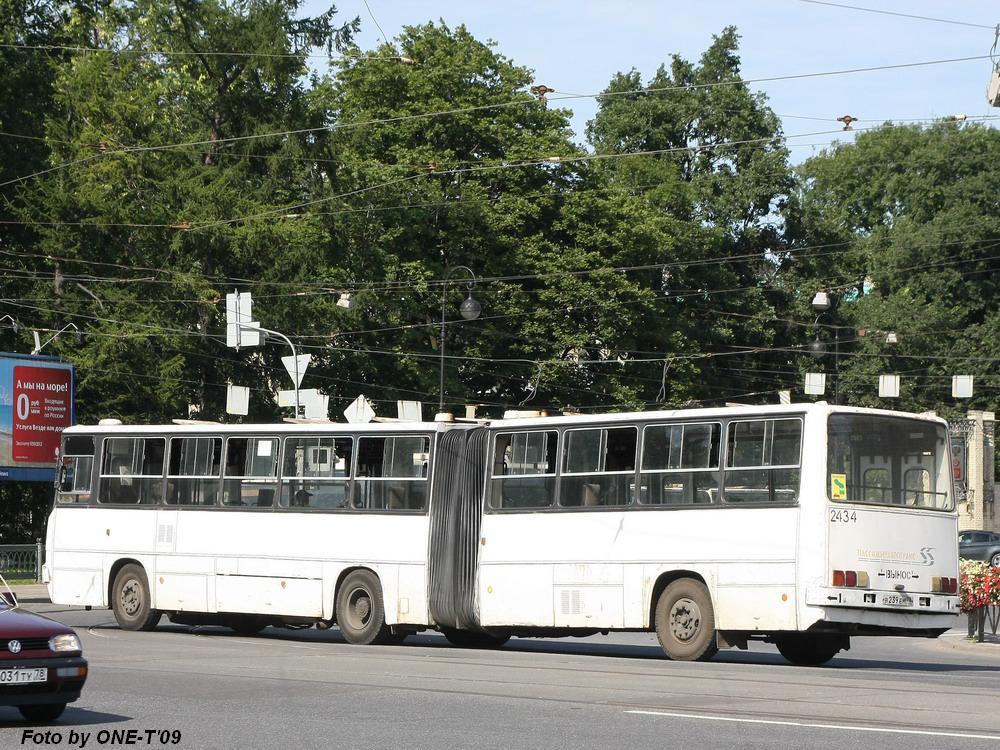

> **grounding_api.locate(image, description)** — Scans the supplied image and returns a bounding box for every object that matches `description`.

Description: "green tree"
[583,26,793,406]
[310,22,588,411]
[10,0,358,424]
[786,122,1000,415]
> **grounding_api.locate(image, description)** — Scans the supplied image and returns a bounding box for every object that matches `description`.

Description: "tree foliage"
[787,123,1000,416]
[1,8,997,540]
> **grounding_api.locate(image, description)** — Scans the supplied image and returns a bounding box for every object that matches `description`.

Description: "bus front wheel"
[654,578,718,661]
[111,564,162,631]
[775,635,845,666]
[335,569,391,645]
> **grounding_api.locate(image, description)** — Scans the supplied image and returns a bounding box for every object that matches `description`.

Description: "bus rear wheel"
[335,569,392,645]
[775,635,845,666]
[654,578,717,661]
[111,564,162,631]
[441,628,510,649]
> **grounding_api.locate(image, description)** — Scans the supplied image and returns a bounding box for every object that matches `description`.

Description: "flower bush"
[960,559,1000,612]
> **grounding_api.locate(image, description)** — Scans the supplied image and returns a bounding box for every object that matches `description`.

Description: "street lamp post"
[0,315,19,336]
[240,323,301,417]
[31,323,82,355]
[809,291,840,404]
[438,266,482,416]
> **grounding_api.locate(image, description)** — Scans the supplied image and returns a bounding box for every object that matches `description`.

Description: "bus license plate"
[0,668,47,684]
[881,594,913,607]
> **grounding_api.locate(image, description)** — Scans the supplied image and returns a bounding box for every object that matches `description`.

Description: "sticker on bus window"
[256,440,273,458]
[831,473,847,500]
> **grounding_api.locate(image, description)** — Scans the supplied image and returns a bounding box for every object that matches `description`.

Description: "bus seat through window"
[388,486,404,510]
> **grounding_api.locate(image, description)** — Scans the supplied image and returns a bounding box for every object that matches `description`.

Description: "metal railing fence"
[0,542,43,583]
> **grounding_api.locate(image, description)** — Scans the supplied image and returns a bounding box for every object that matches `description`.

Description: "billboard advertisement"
[0,353,75,481]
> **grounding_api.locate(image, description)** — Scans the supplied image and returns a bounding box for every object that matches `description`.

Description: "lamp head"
[809,337,828,359]
[459,294,481,321]
[811,291,831,312]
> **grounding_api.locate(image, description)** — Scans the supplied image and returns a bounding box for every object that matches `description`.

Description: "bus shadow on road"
[150,624,1000,672]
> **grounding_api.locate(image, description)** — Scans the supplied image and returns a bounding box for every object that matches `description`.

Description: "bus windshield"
[827,414,953,511]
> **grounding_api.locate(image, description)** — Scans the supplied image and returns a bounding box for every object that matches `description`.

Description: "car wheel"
[111,564,162,631]
[654,578,718,661]
[18,703,66,722]
[991,552,1000,568]
[335,569,391,645]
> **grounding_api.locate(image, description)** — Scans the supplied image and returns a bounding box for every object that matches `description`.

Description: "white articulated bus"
[45,402,960,665]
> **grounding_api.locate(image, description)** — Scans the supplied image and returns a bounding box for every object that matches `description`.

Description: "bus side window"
[222,437,277,507]
[559,427,636,508]
[489,430,557,510]
[723,418,801,504]
[166,437,222,506]
[352,435,430,511]
[279,436,353,510]
[58,435,95,504]
[98,437,164,505]
[639,423,721,506]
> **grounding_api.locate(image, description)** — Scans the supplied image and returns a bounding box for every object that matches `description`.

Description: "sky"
[304,0,1000,161]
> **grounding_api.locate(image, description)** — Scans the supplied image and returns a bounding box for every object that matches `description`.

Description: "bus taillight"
[832,570,870,588]
[932,577,958,594]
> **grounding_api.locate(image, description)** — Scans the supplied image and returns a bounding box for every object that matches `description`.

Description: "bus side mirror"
[57,463,72,492]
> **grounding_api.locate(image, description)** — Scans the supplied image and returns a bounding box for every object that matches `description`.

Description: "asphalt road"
[3,605,1000,750]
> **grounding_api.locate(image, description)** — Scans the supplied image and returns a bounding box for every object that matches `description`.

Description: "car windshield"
[827,414,953,511]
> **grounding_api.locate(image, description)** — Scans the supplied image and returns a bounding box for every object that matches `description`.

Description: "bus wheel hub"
[670,598,701,642]
[121,581,142,616]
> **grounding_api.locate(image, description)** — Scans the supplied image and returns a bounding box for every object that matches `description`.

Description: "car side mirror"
[1,591,18,607]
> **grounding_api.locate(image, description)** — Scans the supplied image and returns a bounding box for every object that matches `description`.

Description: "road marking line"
[625,710,1000,741]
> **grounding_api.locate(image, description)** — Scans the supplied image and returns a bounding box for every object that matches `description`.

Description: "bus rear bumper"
[806,586,959,615]
[804,586,959,635]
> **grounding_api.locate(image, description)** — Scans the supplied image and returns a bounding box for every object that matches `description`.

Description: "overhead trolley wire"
[795,0,995,30]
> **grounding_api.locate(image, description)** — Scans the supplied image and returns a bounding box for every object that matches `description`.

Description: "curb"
[938,632,1000,651]
[7,586,51,605]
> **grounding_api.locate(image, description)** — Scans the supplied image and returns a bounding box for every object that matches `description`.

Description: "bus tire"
[335,569,391,645]
[775,635,844,666]
[441,628,510,649]
[111,564,161,631]
[654,578,717,661]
